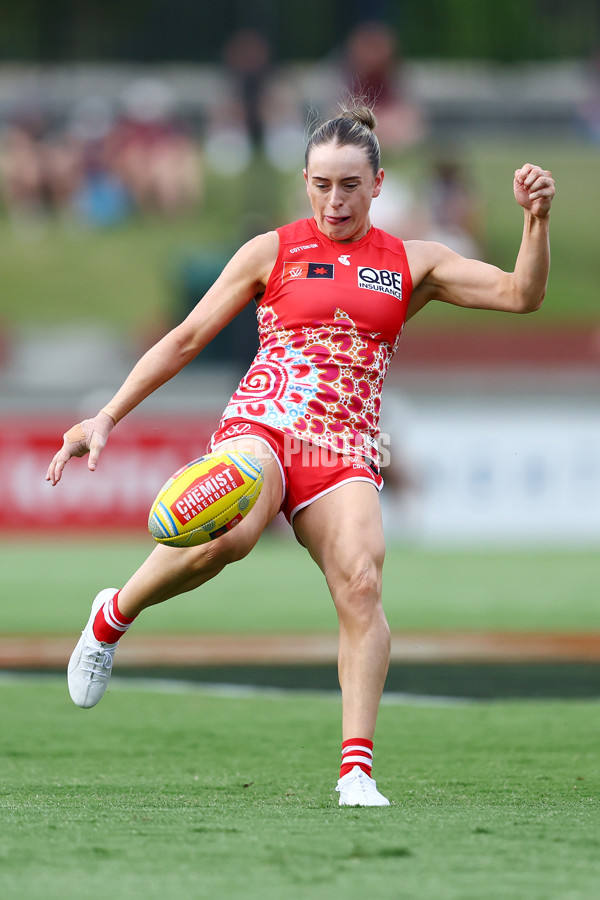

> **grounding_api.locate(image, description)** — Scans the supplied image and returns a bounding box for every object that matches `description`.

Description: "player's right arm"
[46,231,279,485]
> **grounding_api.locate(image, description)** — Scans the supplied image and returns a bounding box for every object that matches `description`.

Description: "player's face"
[304,142,384,243]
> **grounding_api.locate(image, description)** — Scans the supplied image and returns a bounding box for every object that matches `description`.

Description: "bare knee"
[333,558,386,631]
[186,528,257,573]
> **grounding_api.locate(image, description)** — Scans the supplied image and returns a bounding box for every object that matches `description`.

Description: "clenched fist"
[514,163,555,218]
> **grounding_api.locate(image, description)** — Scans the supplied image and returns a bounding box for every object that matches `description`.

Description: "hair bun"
[339,102,378,132]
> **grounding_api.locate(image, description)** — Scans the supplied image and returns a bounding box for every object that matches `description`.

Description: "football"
[148,450,264,547]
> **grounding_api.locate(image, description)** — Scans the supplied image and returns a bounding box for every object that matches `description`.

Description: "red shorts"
[209,418,383,524]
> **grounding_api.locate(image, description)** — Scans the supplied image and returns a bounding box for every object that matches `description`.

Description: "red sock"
[340,738,374,778]
[92,591,136,644]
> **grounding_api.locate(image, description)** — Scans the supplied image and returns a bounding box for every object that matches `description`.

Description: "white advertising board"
[382,401,600,544]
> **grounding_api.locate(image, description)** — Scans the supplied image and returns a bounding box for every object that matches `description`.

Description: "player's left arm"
[406,163,555,318]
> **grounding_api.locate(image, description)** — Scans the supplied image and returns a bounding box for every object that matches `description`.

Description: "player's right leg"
[67,437,283,708]
[118,436,283,615]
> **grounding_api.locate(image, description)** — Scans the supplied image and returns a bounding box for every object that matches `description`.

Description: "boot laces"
[81,644,114,679]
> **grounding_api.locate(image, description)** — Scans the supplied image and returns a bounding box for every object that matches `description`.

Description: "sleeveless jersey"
[218,217,413,465]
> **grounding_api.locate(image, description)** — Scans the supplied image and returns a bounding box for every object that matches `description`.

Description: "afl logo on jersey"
[283,261,334,283]
[357,267,403,300]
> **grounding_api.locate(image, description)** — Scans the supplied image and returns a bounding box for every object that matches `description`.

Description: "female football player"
[47,100,555,806]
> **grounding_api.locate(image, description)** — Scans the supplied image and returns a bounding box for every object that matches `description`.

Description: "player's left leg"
[293,481,391,806]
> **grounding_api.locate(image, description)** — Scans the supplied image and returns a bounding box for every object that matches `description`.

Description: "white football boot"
[336,765,390,807]
[68,589,120,708]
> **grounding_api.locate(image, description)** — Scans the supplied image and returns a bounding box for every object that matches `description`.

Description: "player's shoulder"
[240,230,280,254]
[403,239,464,296]
[403,238,459,270]
[369,225,404,246]
[235,230,280,268]
[367,225,411,258]
[221,231,279,289]
[276,218,319,248]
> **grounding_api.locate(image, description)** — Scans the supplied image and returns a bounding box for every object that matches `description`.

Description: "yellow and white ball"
[148,451,264,547]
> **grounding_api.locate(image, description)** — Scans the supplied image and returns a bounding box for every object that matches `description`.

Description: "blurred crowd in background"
[0,72,199,229]
[0,22,488,259]
[2,15,598,253]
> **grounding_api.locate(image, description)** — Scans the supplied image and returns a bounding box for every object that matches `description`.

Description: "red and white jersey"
[218,218,413,465]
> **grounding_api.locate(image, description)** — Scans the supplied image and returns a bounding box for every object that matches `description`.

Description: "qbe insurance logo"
[357,267,403,300]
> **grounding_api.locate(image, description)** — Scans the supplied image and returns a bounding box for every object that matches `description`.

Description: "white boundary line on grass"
[0,670,475,706]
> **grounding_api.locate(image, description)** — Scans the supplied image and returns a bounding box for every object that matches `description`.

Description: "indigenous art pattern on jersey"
[218,218,413,466]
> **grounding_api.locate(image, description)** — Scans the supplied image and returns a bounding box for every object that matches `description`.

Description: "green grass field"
[2,536,599,635]
[1,678,599,900]
[2,537,599,898]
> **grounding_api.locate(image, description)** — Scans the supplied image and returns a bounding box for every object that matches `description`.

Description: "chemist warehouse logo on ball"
[171,463,244,525]
[357,267,403,300]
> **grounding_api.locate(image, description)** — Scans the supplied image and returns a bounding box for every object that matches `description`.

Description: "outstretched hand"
[514,163,555,218]
[46,410,115,486]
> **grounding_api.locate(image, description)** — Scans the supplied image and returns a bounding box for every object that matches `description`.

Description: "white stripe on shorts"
[289,476,383,524]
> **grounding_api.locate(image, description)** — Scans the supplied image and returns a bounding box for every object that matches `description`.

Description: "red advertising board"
[0,415,216,532]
